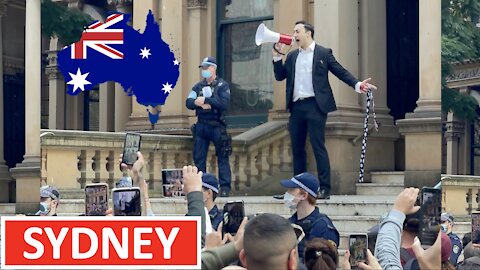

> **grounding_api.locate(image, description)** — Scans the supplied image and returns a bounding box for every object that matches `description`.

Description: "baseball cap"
[202,173,219,194]
[198,56,217,68]
[280,172,319,197]
[40,186,60,201]
[441,212,454,223]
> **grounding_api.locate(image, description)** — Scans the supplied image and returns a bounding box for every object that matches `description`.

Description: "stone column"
[313,0,367,194]
[99,82,115,131]
[397,0,441,188]
[357,0,398,177]
[0,0,11,203]
[444,112,465,174]
[10,0,41,213]
[269,0,308,121]
[108,0,133,132]
[46,37,65,129]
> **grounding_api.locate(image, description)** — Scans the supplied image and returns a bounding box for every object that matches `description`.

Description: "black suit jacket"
[273,44,359,114]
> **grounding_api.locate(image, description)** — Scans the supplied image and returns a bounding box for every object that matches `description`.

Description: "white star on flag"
[67,68,91,93]
[162,82,173,94]
[173,59,180,65]
[139,47,151,59]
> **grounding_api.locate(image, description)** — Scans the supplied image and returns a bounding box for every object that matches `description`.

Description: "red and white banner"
[1,216,200,269]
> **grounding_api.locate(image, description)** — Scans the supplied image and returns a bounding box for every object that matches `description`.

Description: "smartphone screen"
[85,184,108,216]
[222,201,245,236]
[112,187,141,216]
[162,169,184,197]
[349,234,368,267]
[418,187,441,246]
[122,133,141,165]
[472,213,480,244]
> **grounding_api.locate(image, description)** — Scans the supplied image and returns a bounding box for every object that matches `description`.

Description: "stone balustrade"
[40,121,292,194]
[442,174,480,216]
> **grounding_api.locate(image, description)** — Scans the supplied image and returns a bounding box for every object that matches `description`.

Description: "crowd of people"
[20,151,461,270]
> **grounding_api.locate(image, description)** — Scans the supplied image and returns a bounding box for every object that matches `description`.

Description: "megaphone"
[255,23,293,46]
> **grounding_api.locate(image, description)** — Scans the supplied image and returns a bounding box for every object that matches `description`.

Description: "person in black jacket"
[273,21,376,199]
[186,56,232,197]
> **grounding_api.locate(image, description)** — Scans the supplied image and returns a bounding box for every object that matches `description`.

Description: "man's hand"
[340,250,352,270]
[182,165,203,194]
[393,187,420,215]
[232,217,248,252]
[119,152,144,185]
[411,233,441,270]
[204,222,228,250]
[358,249,382,270]
[359,78,378,93]
[194,97,205,106]
[200,104,211,110]
[272,43,285,57]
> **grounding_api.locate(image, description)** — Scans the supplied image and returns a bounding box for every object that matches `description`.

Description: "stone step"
[356,183,404,196]
[370,171,404,185]
[42,195,394,217]
[0,203,15,214]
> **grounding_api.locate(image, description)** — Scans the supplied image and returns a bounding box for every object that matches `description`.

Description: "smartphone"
[122,133,141,165]
[418,187,441,246]
[162,169,184,197]
[472,212,480,244]
[349,234,368,267]
[112,187,141,216]
[222,200,245,236]
[85,183,108,216]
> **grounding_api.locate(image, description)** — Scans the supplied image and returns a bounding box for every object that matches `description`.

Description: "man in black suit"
[273,21,376,199]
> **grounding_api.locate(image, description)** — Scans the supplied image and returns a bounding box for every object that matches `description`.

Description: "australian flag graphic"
[57,11,180,112]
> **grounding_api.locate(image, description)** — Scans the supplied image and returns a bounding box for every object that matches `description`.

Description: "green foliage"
[41,0,93,46]
[441,0,480,120]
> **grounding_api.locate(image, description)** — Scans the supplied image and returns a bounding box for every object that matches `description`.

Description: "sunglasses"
[291,223,305,243]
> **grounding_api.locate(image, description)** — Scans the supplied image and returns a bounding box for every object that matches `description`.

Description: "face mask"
[201,69,212,79]
[36,202,50,216]
[441,224,448,232]
[283,192,299,210]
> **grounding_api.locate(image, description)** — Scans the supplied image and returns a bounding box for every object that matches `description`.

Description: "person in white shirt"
[272,20,376,199]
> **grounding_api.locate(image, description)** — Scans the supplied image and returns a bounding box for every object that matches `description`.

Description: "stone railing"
[442,174,480,216]
[40,121,292,194]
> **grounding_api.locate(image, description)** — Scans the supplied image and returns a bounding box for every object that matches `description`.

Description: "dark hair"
[244,213,297,268]
[304,238,338,270]
[442,261,456,270]
[463,232,472,248]
[295,20,315,39]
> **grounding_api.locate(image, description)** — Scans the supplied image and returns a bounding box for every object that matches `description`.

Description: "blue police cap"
[198,56,217,68]
[202,173,219,194]
[280,172,319,197]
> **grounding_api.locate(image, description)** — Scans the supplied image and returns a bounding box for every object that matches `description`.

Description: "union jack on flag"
[71,13,124,59]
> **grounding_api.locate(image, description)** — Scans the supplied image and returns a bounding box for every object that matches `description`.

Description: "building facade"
[0,0,441,213]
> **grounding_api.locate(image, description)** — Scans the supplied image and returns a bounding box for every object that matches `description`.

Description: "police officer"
[201,173,223,230]
[186,56,232,197]
[442,212,462,266]
[279,172,339,262]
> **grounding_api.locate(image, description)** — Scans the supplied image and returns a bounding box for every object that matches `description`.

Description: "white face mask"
[36,202,50,216]
[441,224,448,232]
[283,192,299,210]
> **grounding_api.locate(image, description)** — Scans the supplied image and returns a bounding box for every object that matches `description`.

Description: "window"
[217,0,274,128]
[84,86,99,131]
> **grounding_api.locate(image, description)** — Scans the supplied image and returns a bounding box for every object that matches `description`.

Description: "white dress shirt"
[293,41,316,101]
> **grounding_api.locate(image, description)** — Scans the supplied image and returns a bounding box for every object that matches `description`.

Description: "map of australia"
[57,11,180,123]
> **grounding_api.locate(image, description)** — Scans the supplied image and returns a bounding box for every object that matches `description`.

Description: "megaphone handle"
[273,43,286,56]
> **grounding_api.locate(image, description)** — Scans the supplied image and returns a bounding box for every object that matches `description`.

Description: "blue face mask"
[201,69,212,79]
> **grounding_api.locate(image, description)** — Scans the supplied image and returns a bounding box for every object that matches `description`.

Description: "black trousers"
[289,98,330,192]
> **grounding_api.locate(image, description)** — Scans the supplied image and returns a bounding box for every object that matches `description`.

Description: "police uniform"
[202,172,223,230]
[448,232,462,266]
[186,57,232,196]
[289,207,340,262]
[209,205,223,231]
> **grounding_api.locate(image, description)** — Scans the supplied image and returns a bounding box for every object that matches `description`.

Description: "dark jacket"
[186,77,230,121]
[273,44,359,114]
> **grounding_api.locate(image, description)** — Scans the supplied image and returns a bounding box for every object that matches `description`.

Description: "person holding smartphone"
[186,56,232,197]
